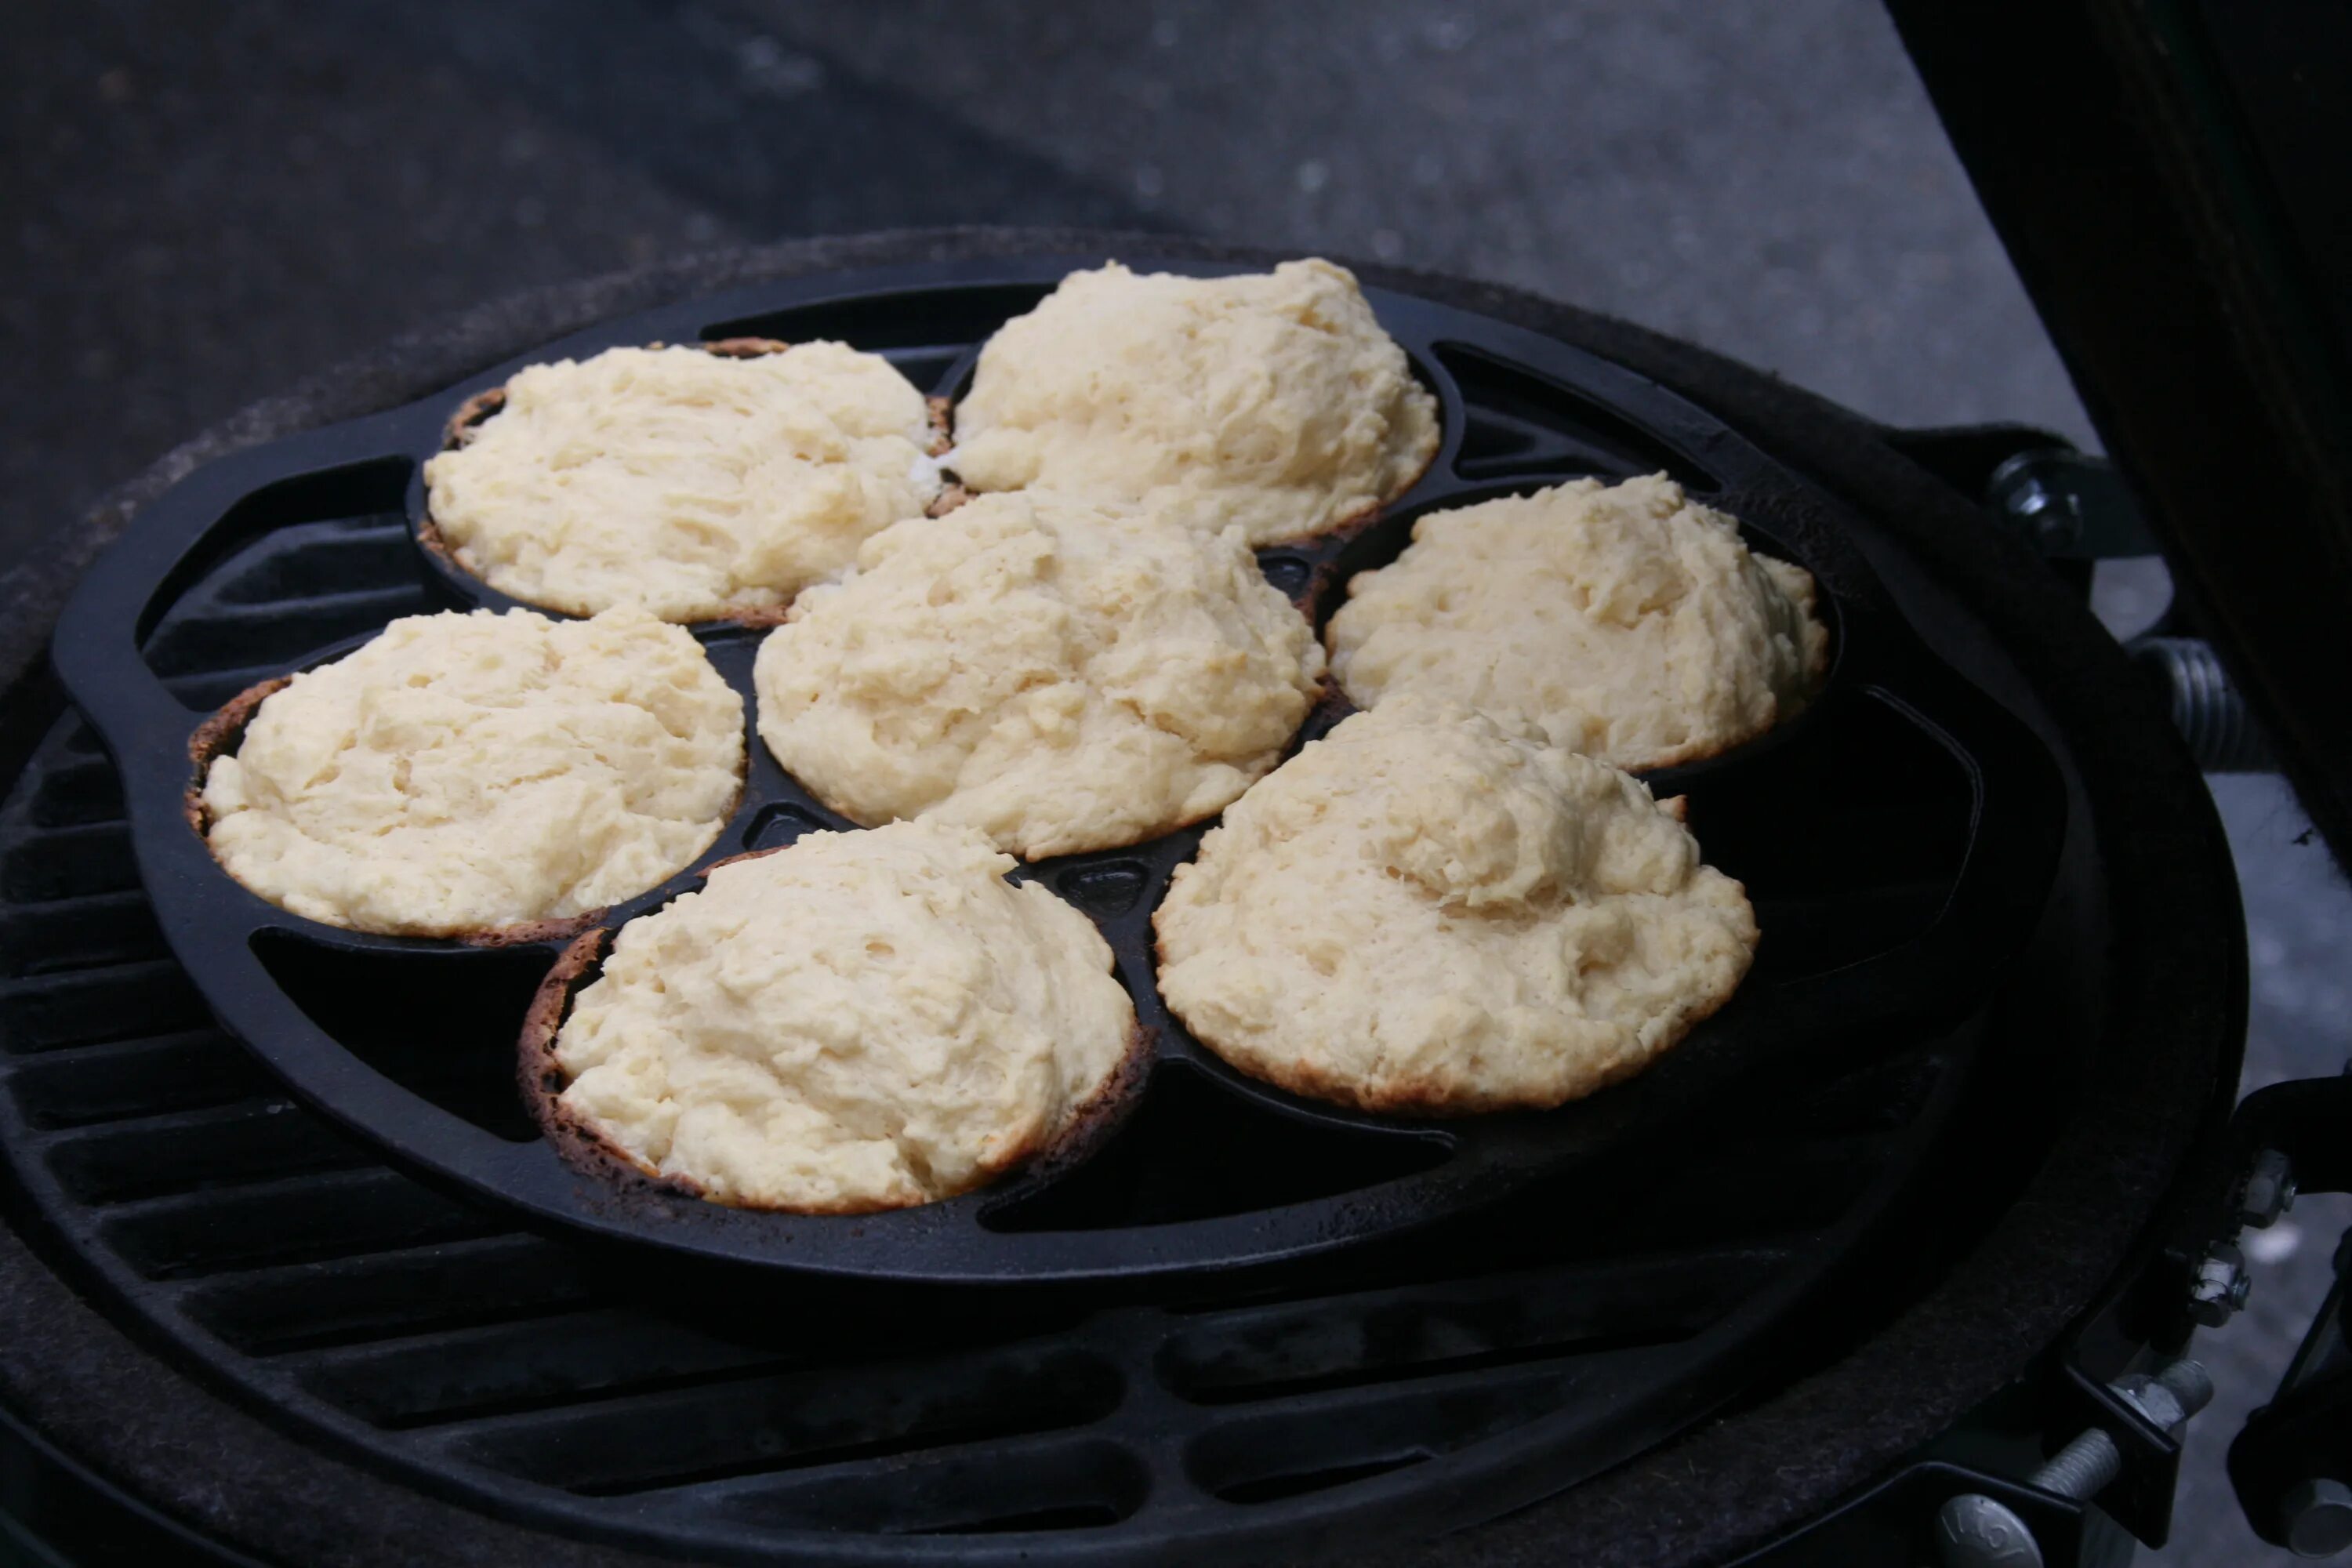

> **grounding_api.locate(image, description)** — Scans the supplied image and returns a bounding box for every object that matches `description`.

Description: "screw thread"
[2032,1428,2123,1500]
[2129,637,2272,771]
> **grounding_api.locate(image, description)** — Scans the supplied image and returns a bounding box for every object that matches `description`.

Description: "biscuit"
[753,492,1325,859]
[1153,699,1758,1114]
[423,342,942,622]
[1325,475,1829,771]
[199,607,743,937]
[949,260,1440,546]
[547,819,1139,1212]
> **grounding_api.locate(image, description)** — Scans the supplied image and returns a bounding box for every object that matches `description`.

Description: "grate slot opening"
[1,825,137,905]
[132,460,415,652]
[299,1311,797,1431]
[714,1438,1149,1535]
[1439,343,1716,489]
[5,1033,271,1126]
[212,519,418,604]
[45,1101,366,1204]
[0,961,210,1054]
[179,1235,600,1356]
[100,1167,503,1280]
[445,1348,1124,1498]
[1187,1368,1606,1506]
[1157,1250,1781,1406]
[1212,1452,1428,1505]
[145,585,434,682]
[27,759,123,828]
[910,1503,1128,1534]
[0,895,165,980]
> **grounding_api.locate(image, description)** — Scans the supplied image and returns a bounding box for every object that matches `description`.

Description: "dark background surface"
[5,2,2347,1563]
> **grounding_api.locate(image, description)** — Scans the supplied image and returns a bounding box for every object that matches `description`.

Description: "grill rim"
[0,228,2243,1568]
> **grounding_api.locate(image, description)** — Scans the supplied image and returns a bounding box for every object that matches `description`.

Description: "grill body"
[0,232,2244,1568]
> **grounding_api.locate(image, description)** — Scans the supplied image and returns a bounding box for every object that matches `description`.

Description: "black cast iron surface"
[0,231,2240,1568]
[0,688,1999,1559]
[45,258,2064,1285]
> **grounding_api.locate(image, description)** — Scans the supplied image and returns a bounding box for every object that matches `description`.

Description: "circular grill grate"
[0,257,2089,1563]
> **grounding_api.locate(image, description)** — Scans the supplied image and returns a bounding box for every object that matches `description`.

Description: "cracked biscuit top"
[551,819,1138,1212]
[1327,475,1829,771]
[755,491,1324,859]
[201,607,743,935]
[1155,699,1758,1113]
[950,260,1439,545]
[424,343,942,622]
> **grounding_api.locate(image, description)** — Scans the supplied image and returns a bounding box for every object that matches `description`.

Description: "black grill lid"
[1889,0,2352,866]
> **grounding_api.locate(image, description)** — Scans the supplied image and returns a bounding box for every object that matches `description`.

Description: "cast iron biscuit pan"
[49,256,2067,1285]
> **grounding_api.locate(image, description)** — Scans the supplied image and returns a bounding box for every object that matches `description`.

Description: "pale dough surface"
[1154,699,1758,1113]
[423,343,942,622]
[553,819,1137,1212]
[754,491,1325,858]
[1326,475,1829,771]
[201,607,743,936]
[949,260,1440,546]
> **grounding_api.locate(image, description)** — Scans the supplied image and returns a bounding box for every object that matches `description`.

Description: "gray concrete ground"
[5,2,2345,1562]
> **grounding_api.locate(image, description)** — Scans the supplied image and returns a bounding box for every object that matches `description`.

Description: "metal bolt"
[1937,1494,2046,1567]
[2116,1358,2216,1432]
[2242,1149,2299,1229]
[1936,1359,2212,1568]
[2002,473,2085,555]
[2189,1241,2252,1327]
[2127,637,2274,772]
[2283,1479,2352,1558]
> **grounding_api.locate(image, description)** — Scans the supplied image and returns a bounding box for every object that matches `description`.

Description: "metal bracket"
[2222,1070,2352,1555]
[1936,1359,2212,1567]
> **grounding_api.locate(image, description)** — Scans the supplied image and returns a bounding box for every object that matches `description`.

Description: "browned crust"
[924,394,954,459]
[458,910,608,949]
[1181,1007,1713,1119]
[441,386,507,450]
[1153,913,1752,1119]
[184,673,293,834]
[412,510,465,581]
[926,481,972,519]
[512,925,728,1208]
[515,896,1153,1215]
[702,336,792,360]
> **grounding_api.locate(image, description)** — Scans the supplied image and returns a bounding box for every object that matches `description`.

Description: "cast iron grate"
[0,699,1974,1558]
[0,260,2062,1561]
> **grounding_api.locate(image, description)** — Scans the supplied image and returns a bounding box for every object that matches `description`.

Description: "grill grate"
[0,267,2031,1560]
[0,677,1965,1559]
